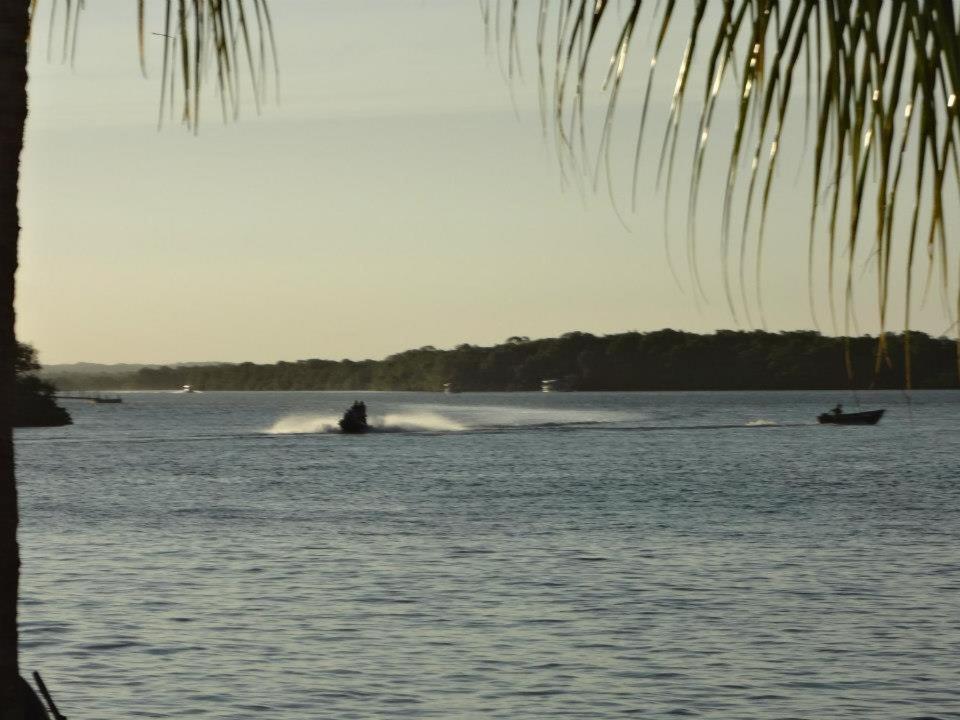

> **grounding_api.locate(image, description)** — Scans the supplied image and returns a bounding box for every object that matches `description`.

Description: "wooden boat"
[817,408,885,425]
[338,401,370,434]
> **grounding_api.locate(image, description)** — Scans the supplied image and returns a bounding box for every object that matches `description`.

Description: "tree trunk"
[0,3,28,718]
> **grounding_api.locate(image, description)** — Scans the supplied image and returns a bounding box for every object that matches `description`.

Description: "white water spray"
[265,411,466,435]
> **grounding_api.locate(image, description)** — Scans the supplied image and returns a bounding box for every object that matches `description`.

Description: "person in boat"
[339,400,369,432]
[831,403,844,416]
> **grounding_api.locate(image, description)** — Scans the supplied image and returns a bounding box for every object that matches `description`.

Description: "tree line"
[47,330,960,392]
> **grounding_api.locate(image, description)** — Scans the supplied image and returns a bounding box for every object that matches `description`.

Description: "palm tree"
[0,6,29,716]
[485,1,960,375]
[0,3,274,716]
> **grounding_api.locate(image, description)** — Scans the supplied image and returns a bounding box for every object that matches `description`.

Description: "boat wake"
[376,413,467,433]
[266,405,634,435]
[264,410,803,436]
[263,410,623,435]
[265,412,466,435]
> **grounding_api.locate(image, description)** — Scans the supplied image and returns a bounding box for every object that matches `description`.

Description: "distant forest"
[45,330,959,392]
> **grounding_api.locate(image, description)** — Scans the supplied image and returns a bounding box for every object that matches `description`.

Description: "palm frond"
[484,0,960,382]
[33,1,277,132]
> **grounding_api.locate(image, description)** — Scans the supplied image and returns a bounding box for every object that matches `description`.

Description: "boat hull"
[338,421,369,434]
[817,409,884,425]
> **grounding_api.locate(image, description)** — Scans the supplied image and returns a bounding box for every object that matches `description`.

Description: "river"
[15,390,960,718]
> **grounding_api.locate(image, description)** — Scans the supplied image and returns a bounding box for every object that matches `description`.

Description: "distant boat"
[181,385,195,393]
[338,401,370,434]
[817,408,885,425]
[541,379,558,393]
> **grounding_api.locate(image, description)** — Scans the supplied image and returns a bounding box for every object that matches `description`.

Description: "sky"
[17,1,958,364]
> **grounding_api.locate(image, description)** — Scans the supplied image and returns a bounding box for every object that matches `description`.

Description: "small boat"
[817,408,885,425]
[338,401,370,434]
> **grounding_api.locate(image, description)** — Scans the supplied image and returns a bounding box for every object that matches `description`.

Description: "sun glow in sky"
[17,1,957,364]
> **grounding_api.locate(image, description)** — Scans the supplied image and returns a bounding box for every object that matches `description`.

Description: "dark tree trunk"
[0,3,28,718]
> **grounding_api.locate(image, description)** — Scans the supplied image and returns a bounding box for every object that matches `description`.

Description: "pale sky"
[17,1,957,364]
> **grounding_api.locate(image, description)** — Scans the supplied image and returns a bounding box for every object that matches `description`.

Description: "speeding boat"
[338,401,370,434]
[817,408,885,425]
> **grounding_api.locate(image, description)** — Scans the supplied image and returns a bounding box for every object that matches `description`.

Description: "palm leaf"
[484,0,960,383]
[33,1,277,132]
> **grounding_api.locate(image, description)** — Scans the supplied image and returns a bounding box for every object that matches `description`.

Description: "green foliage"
[14,343,71,427]
[46,330,959,392]
[15,343,39,375]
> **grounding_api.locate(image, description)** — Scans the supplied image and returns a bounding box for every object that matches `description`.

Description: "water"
[15,390,960,718]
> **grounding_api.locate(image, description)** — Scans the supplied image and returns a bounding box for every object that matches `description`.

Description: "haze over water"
[16,390,960,718]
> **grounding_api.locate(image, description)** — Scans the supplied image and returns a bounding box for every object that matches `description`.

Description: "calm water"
[15,390,960,718]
